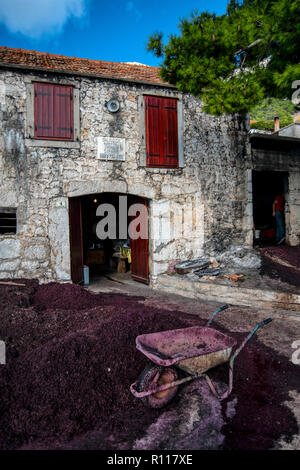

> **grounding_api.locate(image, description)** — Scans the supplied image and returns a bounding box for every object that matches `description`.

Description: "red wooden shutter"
[54,85,73,140]
[145,95,162,166]
[34,83,73,140]
[162,98,178,167]
[145,95,178,168]
[34,82,54,138]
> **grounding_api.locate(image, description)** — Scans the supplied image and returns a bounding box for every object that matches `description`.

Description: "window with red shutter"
[34,82,74,141]
[145,95,178,168]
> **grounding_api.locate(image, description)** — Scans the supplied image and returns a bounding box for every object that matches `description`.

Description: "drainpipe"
[274,116,280,133]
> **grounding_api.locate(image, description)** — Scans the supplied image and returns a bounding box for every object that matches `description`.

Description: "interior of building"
[72,193,149,284]
[80,193,131,280]
[252,170,288,245]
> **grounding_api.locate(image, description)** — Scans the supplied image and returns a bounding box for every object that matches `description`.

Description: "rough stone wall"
[182,96,252,253]
[0,68,252,282]
[0,72,52,278]
[288,172,300,245]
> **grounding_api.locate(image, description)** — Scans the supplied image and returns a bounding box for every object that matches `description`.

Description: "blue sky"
[0,0,228,66]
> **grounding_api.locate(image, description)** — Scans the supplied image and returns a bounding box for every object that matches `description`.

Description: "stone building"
[0,46,259,285]
[250,123,300,247]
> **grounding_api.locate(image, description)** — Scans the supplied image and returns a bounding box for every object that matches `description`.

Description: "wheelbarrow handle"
[260,318,273,326]
[219,304,229,312]
[209,318,274,401]
[230,318,273,366]
[206,304,229,327]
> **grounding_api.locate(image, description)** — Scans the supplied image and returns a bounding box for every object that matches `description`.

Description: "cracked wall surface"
[0,68,252,283]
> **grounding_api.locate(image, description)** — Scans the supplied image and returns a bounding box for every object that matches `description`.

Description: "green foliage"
[250,118,293,131]
[147,0,300,115]
[146,32,164,58]
[250,98,296,120]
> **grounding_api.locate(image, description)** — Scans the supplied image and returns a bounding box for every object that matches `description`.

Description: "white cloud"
[125,1,141,21]
[125,1,134,12]
[0,0,87,38]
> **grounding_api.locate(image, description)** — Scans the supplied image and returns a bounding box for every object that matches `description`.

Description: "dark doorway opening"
[252,171,288,246]
[69,193,149,284]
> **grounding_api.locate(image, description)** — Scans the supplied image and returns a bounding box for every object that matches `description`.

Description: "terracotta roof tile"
[0,46,166,85]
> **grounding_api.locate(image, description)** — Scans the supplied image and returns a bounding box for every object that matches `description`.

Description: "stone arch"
[66,178,156,201]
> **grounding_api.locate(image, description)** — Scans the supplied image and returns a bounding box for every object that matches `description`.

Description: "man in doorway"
[272,193,285,244]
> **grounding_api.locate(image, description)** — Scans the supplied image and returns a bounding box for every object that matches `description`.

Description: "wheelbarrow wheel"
[137,365,179,409]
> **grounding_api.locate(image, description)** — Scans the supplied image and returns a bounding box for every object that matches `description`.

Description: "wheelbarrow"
[130,305,272,408]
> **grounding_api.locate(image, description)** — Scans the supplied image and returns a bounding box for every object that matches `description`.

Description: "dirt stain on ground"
[0,280,299,450]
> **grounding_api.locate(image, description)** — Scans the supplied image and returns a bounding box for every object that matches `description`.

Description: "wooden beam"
[0,281,26,287]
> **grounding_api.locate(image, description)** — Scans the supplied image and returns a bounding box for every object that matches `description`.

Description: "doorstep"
[154,273,300,313]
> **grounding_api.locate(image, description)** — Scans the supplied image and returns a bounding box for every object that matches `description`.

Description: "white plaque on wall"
[97,137,126,161]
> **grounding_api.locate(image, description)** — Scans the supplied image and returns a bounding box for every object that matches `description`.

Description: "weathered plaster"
[0,68,252,282]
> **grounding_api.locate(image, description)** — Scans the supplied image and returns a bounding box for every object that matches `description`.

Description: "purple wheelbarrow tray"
[135,326,236,374]
[130,305,273,402]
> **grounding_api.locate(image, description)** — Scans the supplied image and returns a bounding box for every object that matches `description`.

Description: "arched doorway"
[69,193,149,284]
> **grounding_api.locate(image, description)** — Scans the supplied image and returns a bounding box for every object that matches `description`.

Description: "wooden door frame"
[69,196,84,284]
[129,195,150,284]
[69,192,151,284]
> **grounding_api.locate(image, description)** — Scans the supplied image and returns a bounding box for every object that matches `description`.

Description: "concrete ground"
[88,272,300,450]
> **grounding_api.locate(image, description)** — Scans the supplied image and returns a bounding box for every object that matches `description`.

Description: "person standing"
[272,193,285,244]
